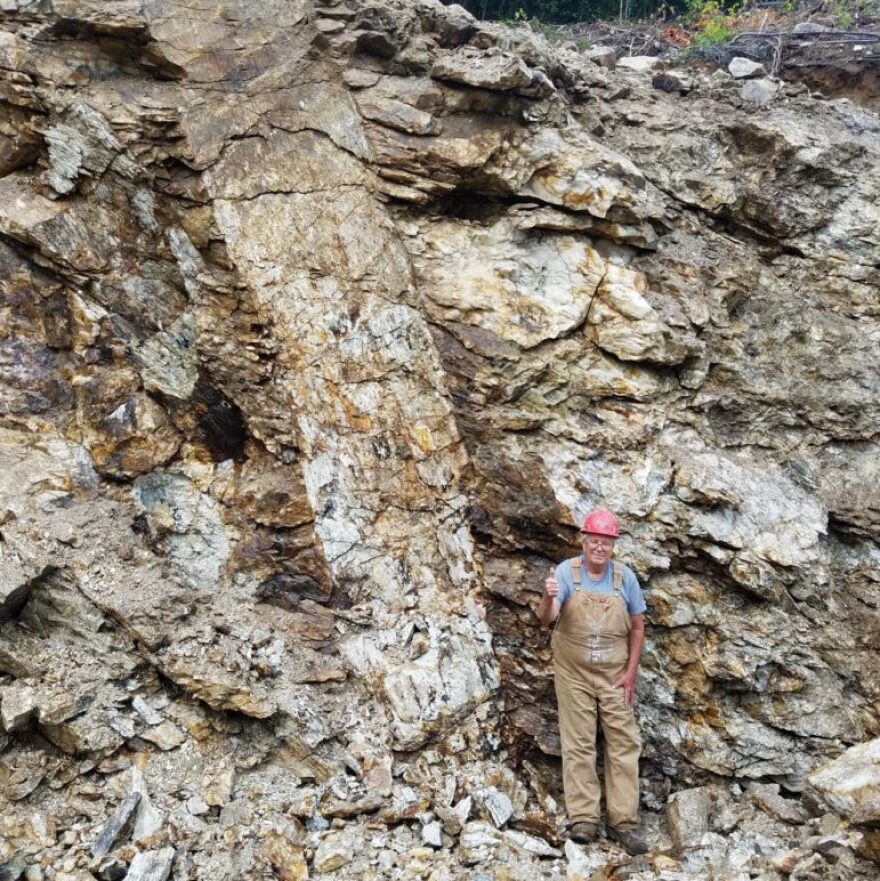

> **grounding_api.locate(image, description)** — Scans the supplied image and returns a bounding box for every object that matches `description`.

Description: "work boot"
[569,821,599,844]
[607,826,649,855]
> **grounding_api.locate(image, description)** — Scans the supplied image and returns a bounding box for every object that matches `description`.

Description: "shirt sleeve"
[622,566,647,616]
[555,560,574,607]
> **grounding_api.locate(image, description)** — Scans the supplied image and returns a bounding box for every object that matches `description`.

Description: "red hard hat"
[580,509,620,538]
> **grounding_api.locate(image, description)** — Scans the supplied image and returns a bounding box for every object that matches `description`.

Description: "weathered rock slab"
[741,78,779,105]
[666,787,712,849]
[122,848,175,881]
[618,55,664,72]
[91,793,142,858]
[728,57,766,79]
[806,738,880,826]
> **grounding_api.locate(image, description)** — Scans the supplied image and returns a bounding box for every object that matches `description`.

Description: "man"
[536,508,648,854]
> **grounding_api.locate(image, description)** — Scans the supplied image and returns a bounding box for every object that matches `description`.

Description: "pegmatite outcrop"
[0,1,878,878]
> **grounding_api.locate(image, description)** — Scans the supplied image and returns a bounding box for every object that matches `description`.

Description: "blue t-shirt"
[554,558,646,616]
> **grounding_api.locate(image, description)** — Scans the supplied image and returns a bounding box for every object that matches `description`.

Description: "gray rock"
[0,642,34,679]
[453,795,473,826]
[749,782,809,825]
[0,682,36,732]
[342,68,381,89]
[431,49,539,93]
[132,473,231,595]
[585,46,616,69]
[0,857,27,881]
[503,828,561,857]
[618,55,664,72]
[186,795,209,816]
[741,78,779,105]
[436,794,471,836]
[91,792,142,858]
[818,812,843,834]
[355,96,442,137]
[140,720,186,751]
[315,18,345,34]
[130,767,163,841]
[421,820,443,848]
[773,848,812,874]
[712,799,743,833]
[109,715,136,739]
[728,57,766,79]
[459,821,502,865]
[319,790,384,818]
[793,22,829,33]
[0,531,47,620]
[131,313,198,401]
[435,806,462,836]
[564,839,607,876]
[131,696,163,727]
[478,787,513,828]
[806,737,880,825]
[218,800,252,828]
[313,830,357,873]
[122,847,175,881]
[667,787,713,849]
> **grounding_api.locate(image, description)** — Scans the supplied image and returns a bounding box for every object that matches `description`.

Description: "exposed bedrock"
[0,0,878,878]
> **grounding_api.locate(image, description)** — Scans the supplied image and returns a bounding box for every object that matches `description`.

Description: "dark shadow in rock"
[190,383,247,463]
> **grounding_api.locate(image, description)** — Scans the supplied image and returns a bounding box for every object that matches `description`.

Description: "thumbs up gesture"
[544,568,559,600]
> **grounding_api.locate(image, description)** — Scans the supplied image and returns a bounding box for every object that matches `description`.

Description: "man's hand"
[615,614,644,706]
[537,568,561,628]
[613,670,637,707]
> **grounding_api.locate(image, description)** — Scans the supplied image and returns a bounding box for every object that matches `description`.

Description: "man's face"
[581,533,615,568]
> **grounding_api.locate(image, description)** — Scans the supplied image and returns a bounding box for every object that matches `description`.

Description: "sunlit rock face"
[0,1,878,878]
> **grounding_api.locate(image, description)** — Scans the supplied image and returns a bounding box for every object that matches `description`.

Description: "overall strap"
[573,558,621,592]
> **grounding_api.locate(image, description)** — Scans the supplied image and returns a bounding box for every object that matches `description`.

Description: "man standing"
[536,509,648,854]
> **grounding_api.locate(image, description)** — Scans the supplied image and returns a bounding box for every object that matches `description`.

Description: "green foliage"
[455,0,880,27]
[829,0,880,26]
[452,0,689,23]
[834,0,854,27]
[685,0,737,47]
[693,15,733,45]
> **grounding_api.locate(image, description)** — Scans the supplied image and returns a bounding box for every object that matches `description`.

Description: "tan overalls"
[551,558,641,829]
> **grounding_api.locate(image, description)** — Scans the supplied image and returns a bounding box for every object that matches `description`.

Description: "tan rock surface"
[0,1,878,879]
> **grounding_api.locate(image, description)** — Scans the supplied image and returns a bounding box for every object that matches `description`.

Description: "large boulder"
[806,738,880,826]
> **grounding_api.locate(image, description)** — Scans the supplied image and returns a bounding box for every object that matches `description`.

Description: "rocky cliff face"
[1,1,879,879]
